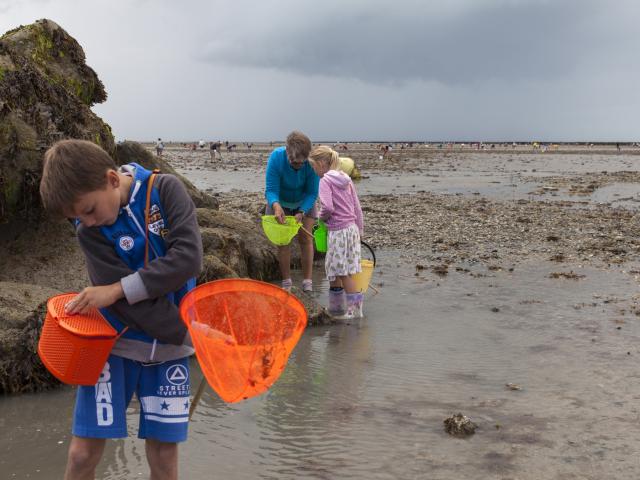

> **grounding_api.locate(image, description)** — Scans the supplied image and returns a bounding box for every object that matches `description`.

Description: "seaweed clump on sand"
[444,413,478,437]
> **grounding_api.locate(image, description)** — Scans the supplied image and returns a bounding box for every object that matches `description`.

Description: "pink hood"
[323,170,352,189]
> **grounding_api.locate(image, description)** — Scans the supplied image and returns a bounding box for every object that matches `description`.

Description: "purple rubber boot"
[334,292,364,320]
[328,288,346,316]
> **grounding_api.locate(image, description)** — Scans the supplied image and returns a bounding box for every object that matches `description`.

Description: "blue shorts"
[72,355,190,443]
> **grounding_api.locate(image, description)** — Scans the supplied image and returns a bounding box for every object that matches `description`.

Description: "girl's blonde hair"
[308,145,340,170]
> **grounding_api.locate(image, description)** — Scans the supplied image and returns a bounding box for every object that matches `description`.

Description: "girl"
[308,146,364,319]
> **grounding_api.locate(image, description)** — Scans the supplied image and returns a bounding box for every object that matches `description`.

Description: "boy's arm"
[299,168,320,213]
[318,179,334,221]
[120,174,203,304]
[77,226,188,345]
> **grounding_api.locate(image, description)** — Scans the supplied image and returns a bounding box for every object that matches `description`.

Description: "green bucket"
[261,215,301,246]
[313,220,328,253]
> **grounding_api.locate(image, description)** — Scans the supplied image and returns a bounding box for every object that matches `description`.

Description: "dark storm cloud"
[202,0,633,85]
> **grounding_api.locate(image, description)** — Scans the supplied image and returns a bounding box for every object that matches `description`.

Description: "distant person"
[265,131,319,292]
[308,146,364,319]
[155,138,164,157]
[39,139,202,480]
[209,141,221,161]
[198,139,205,149]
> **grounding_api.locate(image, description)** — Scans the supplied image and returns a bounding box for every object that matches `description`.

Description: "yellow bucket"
[353,259,374,293]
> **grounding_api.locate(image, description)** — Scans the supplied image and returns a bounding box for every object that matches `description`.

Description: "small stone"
[444,413,477,437]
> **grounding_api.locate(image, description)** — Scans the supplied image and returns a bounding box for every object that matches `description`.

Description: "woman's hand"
[294,212,304,224]
[273,203,286,224]
[65,282,124,315]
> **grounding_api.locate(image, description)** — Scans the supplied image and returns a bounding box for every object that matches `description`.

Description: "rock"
[115,141,218,210]
[432,264,449,277]
[444,413,478,437]
[290,287,332,326]
[0,281,61,393]
[199,254,238,282]
[196,208,280,281]
[549,271,586,280]
[0,19,114,223]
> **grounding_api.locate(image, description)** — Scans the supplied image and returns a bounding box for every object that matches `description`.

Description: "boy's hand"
[65,282,124,315]
[294,212,303,224]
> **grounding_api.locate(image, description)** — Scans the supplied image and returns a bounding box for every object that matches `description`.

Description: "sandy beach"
[143,142,640,478]
[166,143,640,268]
[4,142,640,479]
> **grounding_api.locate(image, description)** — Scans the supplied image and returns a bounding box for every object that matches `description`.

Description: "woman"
[265,131,319,292]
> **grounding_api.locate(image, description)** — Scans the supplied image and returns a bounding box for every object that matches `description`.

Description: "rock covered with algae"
[0,19,113,223]
[444,413,478,437]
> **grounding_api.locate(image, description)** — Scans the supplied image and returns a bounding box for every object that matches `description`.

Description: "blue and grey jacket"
[76,163,202,363]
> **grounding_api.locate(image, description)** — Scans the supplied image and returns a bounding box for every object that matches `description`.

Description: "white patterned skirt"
[325,224,362,281]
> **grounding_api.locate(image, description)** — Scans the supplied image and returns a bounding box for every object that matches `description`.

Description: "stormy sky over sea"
[1,0,639,141]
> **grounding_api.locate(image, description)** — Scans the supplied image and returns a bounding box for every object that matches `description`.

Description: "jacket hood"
[323,169,351,189]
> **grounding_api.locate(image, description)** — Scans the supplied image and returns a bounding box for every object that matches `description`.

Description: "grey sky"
[1,0,639,141]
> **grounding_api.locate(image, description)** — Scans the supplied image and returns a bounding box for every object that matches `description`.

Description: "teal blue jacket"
[265,146,319,213]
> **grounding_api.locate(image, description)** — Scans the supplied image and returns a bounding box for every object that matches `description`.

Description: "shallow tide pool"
[3,254,640,479]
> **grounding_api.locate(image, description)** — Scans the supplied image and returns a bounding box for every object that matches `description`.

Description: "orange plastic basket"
[179,279,307,403]
[38,293,118,386]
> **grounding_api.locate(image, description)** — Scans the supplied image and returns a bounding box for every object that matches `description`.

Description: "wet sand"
[3,144,640,478]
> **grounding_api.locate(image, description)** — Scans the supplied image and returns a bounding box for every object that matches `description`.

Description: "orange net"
[38,293,117,385]
[179,279,307,403]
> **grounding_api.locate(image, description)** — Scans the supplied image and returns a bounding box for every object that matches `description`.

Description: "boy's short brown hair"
[285,131,312,160]
[40,139,117,217]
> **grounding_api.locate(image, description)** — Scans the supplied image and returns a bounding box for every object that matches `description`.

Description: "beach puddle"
[3,253,640,478]
[590,182,640,207]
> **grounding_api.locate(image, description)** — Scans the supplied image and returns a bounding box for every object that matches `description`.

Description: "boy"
[39,139,203,480]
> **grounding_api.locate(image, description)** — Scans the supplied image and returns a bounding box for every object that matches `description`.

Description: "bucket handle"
[361,240,376,267]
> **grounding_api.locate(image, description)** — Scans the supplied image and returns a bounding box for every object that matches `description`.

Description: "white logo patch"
[166,365,188,386]
[119,236,135,251]
[147,204,165,236]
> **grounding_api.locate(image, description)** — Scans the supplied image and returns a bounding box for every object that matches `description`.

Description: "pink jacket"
[318,170,364,233]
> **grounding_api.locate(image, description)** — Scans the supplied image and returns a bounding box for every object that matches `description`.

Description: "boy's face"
[66,171,122,227]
